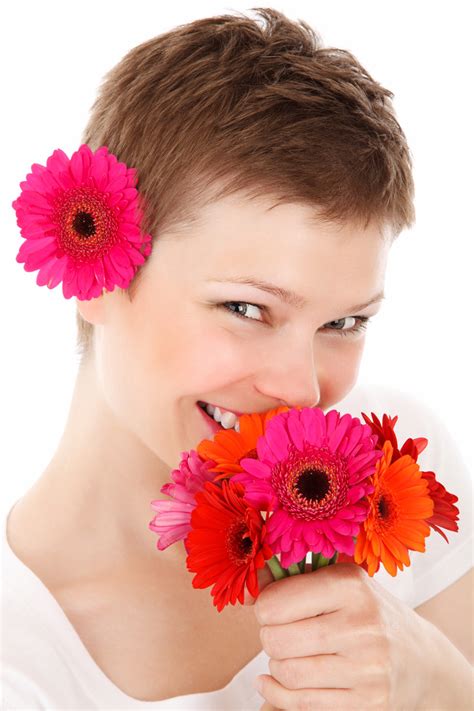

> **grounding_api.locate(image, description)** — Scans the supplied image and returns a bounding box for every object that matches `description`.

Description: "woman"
[3,8,472,710]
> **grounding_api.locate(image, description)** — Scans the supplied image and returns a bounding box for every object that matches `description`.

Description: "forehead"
[177,193,391,283]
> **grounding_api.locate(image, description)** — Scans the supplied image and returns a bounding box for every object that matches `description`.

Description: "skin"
[10,194,390,574]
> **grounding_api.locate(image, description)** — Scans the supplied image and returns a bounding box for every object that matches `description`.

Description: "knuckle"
[363,657,392,708]
[355,585,383,625]
[350,566,372,595]
[343,559,366,581]
[351,561,368,580]
[365,656,390,684]
[365,619,390,661]
[373,680,391,710]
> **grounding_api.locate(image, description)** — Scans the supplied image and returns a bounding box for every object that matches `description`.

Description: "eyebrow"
[207,277,385,313]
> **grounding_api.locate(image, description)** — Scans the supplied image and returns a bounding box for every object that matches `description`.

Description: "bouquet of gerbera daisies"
[148,405,459,612]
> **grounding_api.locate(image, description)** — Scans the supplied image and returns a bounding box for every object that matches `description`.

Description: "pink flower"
[12,144,153,300]
[148,450,218,552]
[232,407,384,567]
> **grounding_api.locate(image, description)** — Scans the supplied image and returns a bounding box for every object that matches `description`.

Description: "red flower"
[361,411,428,461]
[422,470,459,542]
[185,479,273,612]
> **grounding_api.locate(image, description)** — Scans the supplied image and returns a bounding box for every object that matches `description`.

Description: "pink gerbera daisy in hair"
[12,144,153,300]
[148,450,218,552]
[232,407,384,568]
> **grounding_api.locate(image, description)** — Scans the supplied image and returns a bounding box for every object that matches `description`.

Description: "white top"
[2,384,473,710]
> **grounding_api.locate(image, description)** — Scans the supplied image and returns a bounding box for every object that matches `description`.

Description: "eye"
[324,316,371,338]
[217,301,372,337]
[218,301,266,323]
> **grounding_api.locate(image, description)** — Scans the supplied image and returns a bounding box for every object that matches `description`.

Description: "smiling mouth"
[197,400,245,417]
[197,401,241,432]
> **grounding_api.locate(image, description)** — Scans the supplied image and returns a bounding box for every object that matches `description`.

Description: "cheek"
[140,316,252,394]
[179,334,253,392]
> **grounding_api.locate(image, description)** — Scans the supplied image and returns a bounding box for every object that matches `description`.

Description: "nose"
[254,337,320,410]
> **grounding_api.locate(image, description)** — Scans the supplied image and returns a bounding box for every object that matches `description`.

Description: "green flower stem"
[311,551,339,570]
[297,556,307,574]
[266,555,289,580]
[286,563,303,575]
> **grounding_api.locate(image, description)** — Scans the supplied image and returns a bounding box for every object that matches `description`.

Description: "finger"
[256,673,353,710]
[254,561,364,625]
[269,652,353,689]
[260,611,344,658]
[243,562,276,605]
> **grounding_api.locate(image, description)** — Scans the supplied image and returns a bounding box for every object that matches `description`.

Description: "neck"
[11,355,185,577]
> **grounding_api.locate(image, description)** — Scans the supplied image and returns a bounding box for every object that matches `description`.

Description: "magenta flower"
[232,407,384,567]
[12,144,152,300]
[148,450,218,552]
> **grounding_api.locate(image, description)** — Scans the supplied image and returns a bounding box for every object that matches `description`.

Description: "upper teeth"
[204,403,240,432]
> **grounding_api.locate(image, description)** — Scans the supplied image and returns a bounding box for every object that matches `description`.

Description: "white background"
[1,1,472,511]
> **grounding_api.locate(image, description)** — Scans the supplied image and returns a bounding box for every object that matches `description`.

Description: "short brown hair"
[76,7,415,360]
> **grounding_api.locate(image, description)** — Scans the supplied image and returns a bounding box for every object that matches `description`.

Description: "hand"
[244,561,434,710]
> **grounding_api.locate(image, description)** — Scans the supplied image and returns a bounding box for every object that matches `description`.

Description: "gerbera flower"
[232,407,383,568]
[196,406,292,478]
[12,143,152,300]
[148,450,218,552]
[354,440,435,576]
[362,412,459,542]
[185,478,274,612]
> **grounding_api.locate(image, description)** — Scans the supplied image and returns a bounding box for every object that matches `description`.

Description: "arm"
[415,567,474,710]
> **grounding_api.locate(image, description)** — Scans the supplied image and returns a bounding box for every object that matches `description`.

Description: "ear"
[75,295,106,326]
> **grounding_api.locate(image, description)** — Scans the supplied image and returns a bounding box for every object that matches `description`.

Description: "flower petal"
[286,410,305,452]
[265,417,290,459]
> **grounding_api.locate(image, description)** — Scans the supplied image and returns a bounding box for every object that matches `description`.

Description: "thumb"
[243,561,277,606]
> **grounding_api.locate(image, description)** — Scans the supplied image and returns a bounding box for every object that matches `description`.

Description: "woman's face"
[80,195,390,470]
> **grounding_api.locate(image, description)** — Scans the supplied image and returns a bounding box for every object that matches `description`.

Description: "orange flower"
[196,406,292,480]
[362,411,459,543]
[354,440,434,577]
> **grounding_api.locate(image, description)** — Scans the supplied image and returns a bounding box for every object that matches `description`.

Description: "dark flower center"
[227,519,254,563]
[73,211,96,238]
[240,535,253,555]
[377,495,390,520]
[296,469,330,502]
